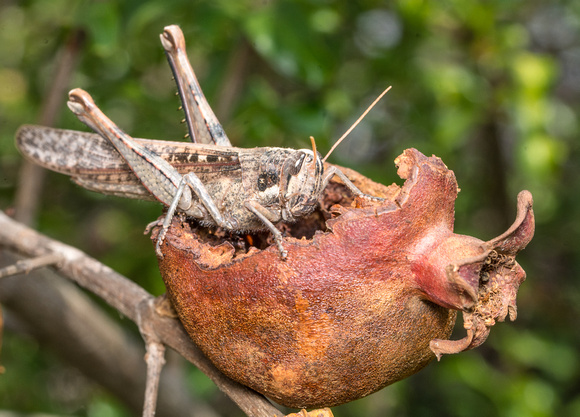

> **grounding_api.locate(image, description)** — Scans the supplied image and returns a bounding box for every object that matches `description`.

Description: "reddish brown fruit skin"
[159,232,457,407]
[155,149,534,408]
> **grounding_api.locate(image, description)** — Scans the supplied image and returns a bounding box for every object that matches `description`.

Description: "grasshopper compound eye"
[290,152,306,175]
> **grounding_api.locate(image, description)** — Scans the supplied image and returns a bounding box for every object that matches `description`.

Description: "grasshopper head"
[281,149,325,221]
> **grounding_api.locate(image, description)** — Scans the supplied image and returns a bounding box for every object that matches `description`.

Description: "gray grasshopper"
[16,25,385,259]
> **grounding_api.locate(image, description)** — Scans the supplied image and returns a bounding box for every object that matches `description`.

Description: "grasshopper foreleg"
[322,166,385,202]
[155,177,191,257]
[244,201,288,259]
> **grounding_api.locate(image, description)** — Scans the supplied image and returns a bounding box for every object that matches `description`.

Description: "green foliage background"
[1,0,579,416]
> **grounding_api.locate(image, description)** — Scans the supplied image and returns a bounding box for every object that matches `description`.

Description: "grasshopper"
[16,25,387,259]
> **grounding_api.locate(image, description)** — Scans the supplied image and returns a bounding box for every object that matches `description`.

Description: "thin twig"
[139,298,167,417]
[143,340,166,416]
[0,253,206,416]
[0,253,63,278]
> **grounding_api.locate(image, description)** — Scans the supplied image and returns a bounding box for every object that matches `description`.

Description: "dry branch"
[0,210,284,417]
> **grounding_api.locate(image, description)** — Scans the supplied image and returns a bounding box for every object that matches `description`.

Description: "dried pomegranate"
[154,148,534,408]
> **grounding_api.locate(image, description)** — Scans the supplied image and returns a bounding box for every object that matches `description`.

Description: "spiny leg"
[322,166,385,202]
[160,25,232,147]
[67,88,193,209]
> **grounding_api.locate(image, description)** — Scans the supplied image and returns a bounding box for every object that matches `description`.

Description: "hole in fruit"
[180,179,365,257]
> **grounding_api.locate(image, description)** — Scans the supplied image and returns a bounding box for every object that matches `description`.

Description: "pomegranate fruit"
[154,148,534,408]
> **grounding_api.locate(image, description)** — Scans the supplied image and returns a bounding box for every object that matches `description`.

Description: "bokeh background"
[1,1,579,416]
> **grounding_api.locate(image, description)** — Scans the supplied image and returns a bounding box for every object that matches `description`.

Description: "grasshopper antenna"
[310,136,317,165]
[323,86,392,163]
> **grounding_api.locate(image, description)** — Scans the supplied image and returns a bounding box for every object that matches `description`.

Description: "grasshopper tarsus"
[155,240,165,259]
[278,245,288,260]
[272,234,288,260]
[144,219,162,236]
[364,195,385,202]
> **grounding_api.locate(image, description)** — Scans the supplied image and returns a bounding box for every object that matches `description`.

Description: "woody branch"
[0,210,285,417]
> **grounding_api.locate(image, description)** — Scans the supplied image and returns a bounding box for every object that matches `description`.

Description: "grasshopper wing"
[16,125,241,201]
